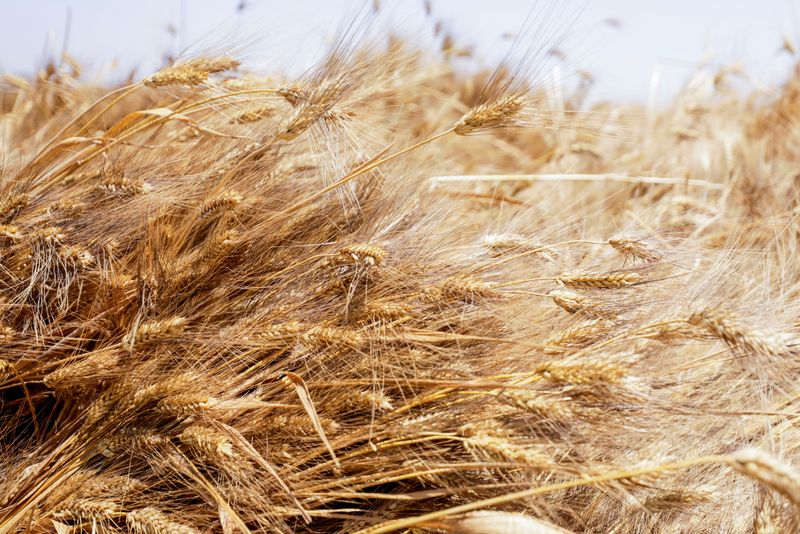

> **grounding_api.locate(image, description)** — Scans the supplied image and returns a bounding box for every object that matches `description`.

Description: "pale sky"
[1,1,797,103]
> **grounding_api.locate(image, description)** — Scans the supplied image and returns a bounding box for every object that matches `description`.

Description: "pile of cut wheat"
[1,15,800,534]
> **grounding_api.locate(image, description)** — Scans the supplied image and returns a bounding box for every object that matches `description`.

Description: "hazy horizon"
[1,0,797,104]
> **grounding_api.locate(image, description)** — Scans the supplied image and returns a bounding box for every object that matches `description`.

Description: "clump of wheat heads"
[1,10,800,534]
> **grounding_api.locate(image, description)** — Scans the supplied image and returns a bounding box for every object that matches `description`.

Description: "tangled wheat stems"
[2,16,800,533]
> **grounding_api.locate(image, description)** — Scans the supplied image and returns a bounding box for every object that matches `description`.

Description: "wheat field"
[1,10,800,534]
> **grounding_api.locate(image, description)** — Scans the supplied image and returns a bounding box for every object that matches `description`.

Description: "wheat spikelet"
[106,272,136,292]
[0,359,10,379]
[362,300,412,323]
[671,126,700,140]
[93,169,153,197]
[47,197,84,219]
[429,275,497,301]
[0,461,44,507]
[461,431,550,468]
[252,321,306,340]
[127,507,200,534]
[548,288,615,317]
[94,176,152,197]
[543,319,614,353]
[482,233,531,252]
[59,244,95,269]
[569,142,603,159]
[497,392,575,421]
[482,233,559,261]
[96,429,165,458]
[536,360,625,385]
[0,193,28,222]
[231,105,275,123]
[643,488,712,513]
[754,492,783,534]
[200,191,242,219]
[130,374,199,407]
[176,126,201,142]
[548,288,591,314]
[345,389,394,411]
[52,498,118,521]
[43,350,121,392]
[85,382,131,425]
[688,308,793,357]
[44,470,98,506]
[454,94,525,135]
[280,371,340,466]
[143,56,240,87]
[0,325,15,341]
[156,393,219,417]
[124,316,188,351]
[731,448,800,506]
[336,244,387,266]
[221,76,268,90]
[63,168,102,184]
[557,270,643,289]
[179,424,234,459]
[264,414,341,436]
[278,78,343,140]
[201,229,242,262]
[608,236,663,263]
[29,225,65,245]
[0,224,22,243]
[303,325,363,347]
[206,141,261,179]
[277,84,306,106]
[636,320,702,342]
